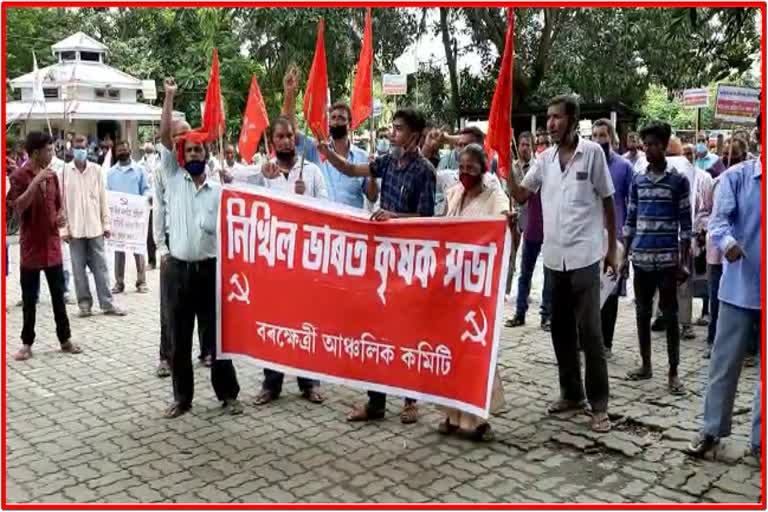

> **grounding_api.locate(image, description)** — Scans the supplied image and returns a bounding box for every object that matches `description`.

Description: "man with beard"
[247,116,327,407]
[107,141,150,294]
[159,77,242,418]
[508,95,618,433]
[317,108,435,424]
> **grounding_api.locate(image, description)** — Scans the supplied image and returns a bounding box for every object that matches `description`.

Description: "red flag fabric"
[303,18,329,140]
[350,8,373,131]
[238,74,270,164]
[177,48,225,166]
[484,9,514,180]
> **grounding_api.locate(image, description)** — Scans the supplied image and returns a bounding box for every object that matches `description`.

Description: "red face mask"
[459,172,482,190]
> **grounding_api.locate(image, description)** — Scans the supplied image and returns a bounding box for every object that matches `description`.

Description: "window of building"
[81,51,100,62]
[60,51,76,61]
[43,88,59,99]
[95,88,120,100]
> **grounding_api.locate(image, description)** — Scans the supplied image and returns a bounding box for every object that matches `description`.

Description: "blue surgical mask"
[185,160,206,176]
[695,143,707,154]
[376,138,390,153]
[73,148,88,162]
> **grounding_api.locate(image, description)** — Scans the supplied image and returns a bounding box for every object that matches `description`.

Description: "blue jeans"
[701,301,761,452]
[515,239,551,320]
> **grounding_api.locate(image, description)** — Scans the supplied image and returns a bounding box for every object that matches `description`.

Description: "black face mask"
[275,149,296,163]
[329,124,348,140]
[599,142,611,161]
[117,153,131,163]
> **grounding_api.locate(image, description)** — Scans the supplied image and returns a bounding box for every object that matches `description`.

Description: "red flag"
[238,74,270,164]
[350,8,373,131]
[177,48,225,166]
[303,18,329,140]
[484,9,514,180]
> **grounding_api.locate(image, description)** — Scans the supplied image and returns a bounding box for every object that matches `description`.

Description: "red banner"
[217,187,510,417]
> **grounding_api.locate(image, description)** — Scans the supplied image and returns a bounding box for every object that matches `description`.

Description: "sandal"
[668,376,686,396]
[301,388,325,404]
[438,418,460,435]
[547,399,588,414]
[472,423,495,442]
[223,399,244,415]
[156,361,171,378]
[626,367,653,381]
[505,316,525,328]
[60,341,83,355]
[400,403,419,424]
[254,389,278,406]
[590,412,611,433]
[347,404,385,422]
[13,346,32,361]
[164,402,191,419]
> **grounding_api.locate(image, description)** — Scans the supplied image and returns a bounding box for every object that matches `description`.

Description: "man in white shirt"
[623,131,647,173]
[509,95,618,433]
[248,116,326,405]
[247,117,328,201]
[61,135,125,318]
[216,144,258,184]
[140,142,160,269]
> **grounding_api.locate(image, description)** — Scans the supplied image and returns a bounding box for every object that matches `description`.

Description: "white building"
[6,31,184,154]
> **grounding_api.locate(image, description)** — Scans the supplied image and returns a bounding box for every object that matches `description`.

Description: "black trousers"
[549,262,609,412]
[262,369,318,396]
[147,210,156,267]
[20,265,71,346]
[633,266,680,371]
[166,257,239,406]
[159,254,210,362]
[601,294,619,349]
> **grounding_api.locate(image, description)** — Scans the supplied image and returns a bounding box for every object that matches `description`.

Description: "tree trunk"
[439,8,461,130]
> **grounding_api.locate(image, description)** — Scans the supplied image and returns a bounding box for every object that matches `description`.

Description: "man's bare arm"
[160,77,176,150]
[316,137,371,178]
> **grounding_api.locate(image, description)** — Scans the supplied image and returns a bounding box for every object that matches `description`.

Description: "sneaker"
[685,433,719,457]
[681,325,696,340]
[136,284,149,294]
[103,307,127,316]
[111,284,125,294]
[651,317,666,332]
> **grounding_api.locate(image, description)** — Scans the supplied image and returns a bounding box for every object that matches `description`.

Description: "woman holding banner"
[440,143,510,442]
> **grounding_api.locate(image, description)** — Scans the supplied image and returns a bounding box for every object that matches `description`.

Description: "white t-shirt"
[522,138,615,272]
[247,159,329,200]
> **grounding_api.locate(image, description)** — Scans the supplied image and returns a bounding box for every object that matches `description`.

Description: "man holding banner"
[159,77,242,418]
[317,107,435,424]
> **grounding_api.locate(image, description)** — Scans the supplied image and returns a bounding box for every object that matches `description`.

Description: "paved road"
[4,241,762,503]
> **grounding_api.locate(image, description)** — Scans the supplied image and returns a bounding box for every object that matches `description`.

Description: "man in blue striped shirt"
[622,121,691,395]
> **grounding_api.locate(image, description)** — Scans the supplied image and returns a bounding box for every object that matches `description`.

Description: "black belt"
[168,256,216,272]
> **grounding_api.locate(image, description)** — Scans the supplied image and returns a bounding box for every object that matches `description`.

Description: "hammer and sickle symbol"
[461,308,488,347]
[227,273,250,304]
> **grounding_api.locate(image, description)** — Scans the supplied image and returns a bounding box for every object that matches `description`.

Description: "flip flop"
[590,413,611,433]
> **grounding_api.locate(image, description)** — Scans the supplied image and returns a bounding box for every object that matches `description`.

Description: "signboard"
[383,74,408,96]
[714,84,760,124]
[682,88,709,109]
[141,80,157,101]
[218,187,510,417]
[106,191,150,256]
